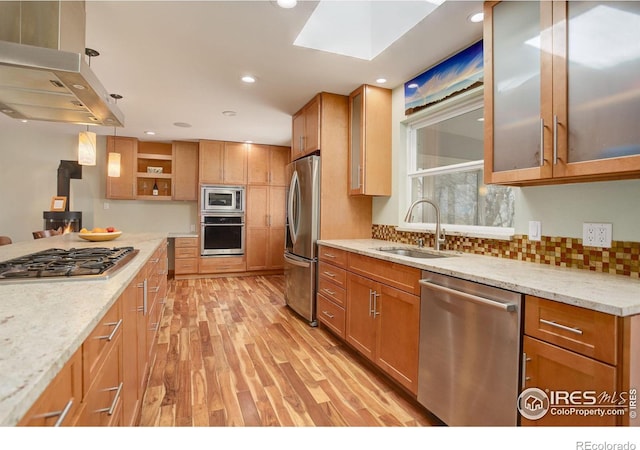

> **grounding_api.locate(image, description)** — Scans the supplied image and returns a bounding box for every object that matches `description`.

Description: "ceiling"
[1,0,484,147]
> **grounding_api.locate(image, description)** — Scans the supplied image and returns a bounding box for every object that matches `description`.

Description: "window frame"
[401,87,515,239]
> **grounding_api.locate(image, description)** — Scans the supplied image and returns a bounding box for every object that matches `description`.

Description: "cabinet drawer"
[525,296,618,365]
[18,347,83,426]
[175,237,197,248]
[317,276,346,307]
[199,256,246,274]
[347,252,420,295]
[318,246,347,268]
[318,261,346,288]
[76,336,123,427]
[175,258,198,274]
[317,294,346,338]
[83,300,122,396]
[175,246,198,259]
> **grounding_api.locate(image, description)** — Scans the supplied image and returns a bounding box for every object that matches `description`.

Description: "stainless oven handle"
[419,280,517,312]
[202,223,244,226]
[284,254,310,268]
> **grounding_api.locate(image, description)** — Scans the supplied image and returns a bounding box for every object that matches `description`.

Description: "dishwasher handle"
[419,279,517,312]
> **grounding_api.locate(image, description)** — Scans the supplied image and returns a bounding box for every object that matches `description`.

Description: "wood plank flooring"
[139,275,441,427]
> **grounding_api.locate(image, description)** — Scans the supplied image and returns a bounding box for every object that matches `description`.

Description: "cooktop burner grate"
[0,246,139,283]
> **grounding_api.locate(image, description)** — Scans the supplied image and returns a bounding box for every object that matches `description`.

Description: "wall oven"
[201,185,244,213]
[201,213,245,256]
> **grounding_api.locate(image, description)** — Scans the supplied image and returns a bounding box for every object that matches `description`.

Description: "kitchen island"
[0,232,168,426]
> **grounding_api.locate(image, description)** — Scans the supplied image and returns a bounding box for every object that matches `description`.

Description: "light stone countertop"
[318,239,640,317]
[0,232,168,426]
[167,232,198,238]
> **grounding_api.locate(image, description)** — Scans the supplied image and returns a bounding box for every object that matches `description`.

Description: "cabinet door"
[303,95,320,154]
[121,280,140,426]
[246,227,268,270]
[349,86,364,194]
[247,186,268,227]
[376,285,420,394]
[552,0,640,179]
[106,136,136,199]
[268,226,285,269]
[346,273,376,361]
[484,1,554,184]
[292,110,305,161]
[173,141,198,201]
[247,144,270,185]
[223,142,248,184]
[199,140,224,184]
[269,146,290,186]
[522,336,618,426]
[18,347,82,426]
[269,186,286,228]
[135,272,149,397]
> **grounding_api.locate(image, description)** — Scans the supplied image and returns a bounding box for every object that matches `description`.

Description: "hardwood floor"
[139,275,441,427]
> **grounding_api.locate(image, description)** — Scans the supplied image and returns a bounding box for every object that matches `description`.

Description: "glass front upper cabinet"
[484,1,640,185]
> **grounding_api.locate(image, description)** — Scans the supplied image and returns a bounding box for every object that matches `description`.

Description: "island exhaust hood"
[0,1,124,127]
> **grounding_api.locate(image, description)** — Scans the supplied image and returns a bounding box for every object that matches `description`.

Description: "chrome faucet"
[404,199,446,251]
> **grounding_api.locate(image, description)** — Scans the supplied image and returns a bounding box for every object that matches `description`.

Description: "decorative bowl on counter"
[78,231,123,242]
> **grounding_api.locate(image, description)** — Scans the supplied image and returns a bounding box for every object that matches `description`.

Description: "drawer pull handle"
[96,382,123,416]
[150,286,161,293]
[323,288,336,295]
[34,398,74,426]
[322,310,335,319]
[323,253,336,259]
[323,271,336,278]
[539,318,583,335]
[97,319,123,341]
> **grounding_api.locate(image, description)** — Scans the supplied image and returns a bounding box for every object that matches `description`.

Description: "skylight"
[293,0,445,61]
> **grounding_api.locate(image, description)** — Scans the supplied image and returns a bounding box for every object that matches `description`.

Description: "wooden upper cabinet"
[106,136,136,200]
[199,140,224,184]
[247,144,290,186]
[291,94,321,161]
[485,0,640,186]
[199,139,247,185]
[223,141,248,185]
[172,141,198,201]
[348,84,391,196]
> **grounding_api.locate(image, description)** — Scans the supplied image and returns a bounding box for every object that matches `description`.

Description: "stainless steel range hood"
[0,1,124,127]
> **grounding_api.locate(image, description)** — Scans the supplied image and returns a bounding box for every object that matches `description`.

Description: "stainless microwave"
[201,186,245,213]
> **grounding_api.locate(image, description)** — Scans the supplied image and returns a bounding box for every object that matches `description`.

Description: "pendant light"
[107,93,123,178]
[78,126,97,166]
[107,125,121,177]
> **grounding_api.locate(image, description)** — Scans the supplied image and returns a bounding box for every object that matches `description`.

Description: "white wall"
[372,86,640,242]
[0,121,198,243]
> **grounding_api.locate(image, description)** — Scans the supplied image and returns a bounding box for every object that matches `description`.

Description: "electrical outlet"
[583,223,612,248]
[103,202,109,210]
[190,224,196,232]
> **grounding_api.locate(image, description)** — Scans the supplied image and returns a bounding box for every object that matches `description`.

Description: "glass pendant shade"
[107,152,121,177]
[78,131,97,166]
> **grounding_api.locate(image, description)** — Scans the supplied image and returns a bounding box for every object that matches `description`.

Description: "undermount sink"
[373,247,454,259]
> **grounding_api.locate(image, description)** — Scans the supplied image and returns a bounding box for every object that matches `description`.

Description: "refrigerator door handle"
[287,170,300,245]
[284,253,311,268]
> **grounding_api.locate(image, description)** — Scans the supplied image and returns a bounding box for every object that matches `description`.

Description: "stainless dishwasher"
[418,271,523,426]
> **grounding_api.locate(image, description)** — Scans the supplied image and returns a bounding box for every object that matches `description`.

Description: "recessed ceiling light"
[276,0,297,8]
[376,78,387,84]
[144,130,156,135]
[222,110,237,117]
[241,75,256,83]
[173,122,192,128]
[469,12,484,23]
[20,119,28,123]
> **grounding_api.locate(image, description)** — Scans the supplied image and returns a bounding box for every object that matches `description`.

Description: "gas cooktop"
[0,246,139,283]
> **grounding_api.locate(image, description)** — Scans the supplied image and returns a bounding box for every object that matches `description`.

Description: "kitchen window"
[404,89,515,238]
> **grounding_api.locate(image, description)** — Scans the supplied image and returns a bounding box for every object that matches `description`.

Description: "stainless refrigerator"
[284,154,320,326]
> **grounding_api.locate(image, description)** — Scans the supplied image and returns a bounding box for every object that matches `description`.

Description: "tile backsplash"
[372,224,640,279]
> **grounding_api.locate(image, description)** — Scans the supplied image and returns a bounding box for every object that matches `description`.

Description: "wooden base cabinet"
[174,237,199,277]
[246,185,286,271]
[17,347,83,426]
[317,246,348,338]
[521,295,637,426]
